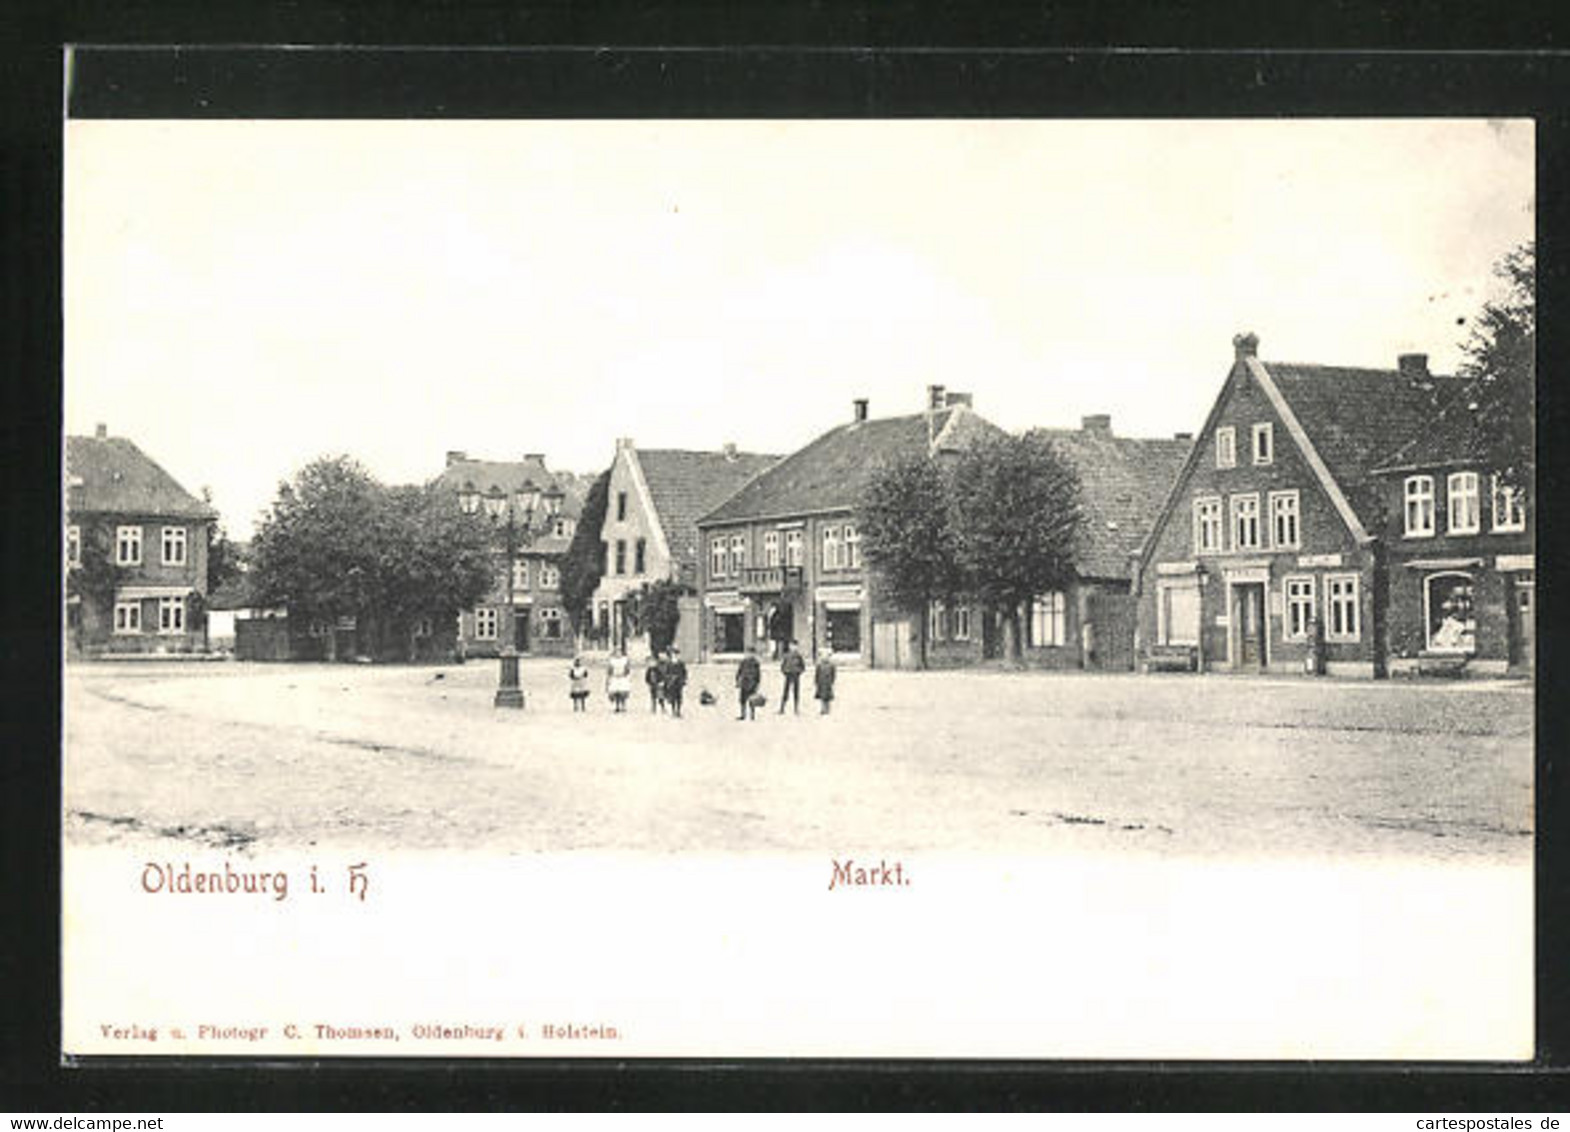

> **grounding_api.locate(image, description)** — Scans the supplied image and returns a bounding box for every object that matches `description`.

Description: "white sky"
[64,118,1534,538]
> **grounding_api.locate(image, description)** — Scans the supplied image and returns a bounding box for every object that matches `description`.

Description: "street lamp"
[485,485,529,709]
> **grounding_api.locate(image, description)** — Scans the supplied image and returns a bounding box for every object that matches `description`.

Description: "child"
[814,648,837,715]
[568,657,591,712]
[606,648,632,713]
[646,652,666,713]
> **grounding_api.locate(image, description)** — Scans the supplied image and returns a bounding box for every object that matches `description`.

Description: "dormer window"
[1251,423,1273,465]
[1215,427,1237,469]
[458,483,481,514]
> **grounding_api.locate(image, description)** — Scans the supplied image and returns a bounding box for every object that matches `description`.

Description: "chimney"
[852,398,869,423]
[615,437,635,452]
[95,423,108,440]
[1398,353,1430,381]
[523,452,545,464]
[445,450,468,467]
[722,441,738,460]
[1174,431,1194,441]
[1233,332,1259,360]
[1081,414,1112,436]
[944,391,973,408]
[927,384,946,411]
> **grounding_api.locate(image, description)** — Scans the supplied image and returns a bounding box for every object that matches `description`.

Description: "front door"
[981,608,999,659]
[1512,576,1534,669]
[1233,583,1266,669]
[514,611,530,653]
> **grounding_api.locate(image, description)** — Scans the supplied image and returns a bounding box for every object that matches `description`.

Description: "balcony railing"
[736,565,804,594]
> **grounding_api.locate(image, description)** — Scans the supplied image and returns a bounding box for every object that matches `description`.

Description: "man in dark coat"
[736,647,762,720]
[646,651,667,713]
[778,639,806,714]
[663,648,688,718]
[814,648,837,715]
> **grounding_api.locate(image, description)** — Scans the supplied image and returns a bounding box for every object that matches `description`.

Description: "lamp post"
[484,485,535,709]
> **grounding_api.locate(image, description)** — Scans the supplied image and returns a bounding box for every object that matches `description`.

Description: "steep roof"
[1030,426,1194,580]
[66,434,216,520]
[636,448,781,582]
[701,407,1002,525]
[1370,379,1496,473]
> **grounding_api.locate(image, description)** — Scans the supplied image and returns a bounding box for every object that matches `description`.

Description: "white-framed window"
[1325,574,1360,641]
[1425,572,1477,654]
[1030,592,1067,647]
[1269,490,1301,550]
[1283,576,1316,640]
[1230,493,1261,551]
[822,525,843,570]
[1216,427,1237,469]
[459,490,480,515]
[784,529,803,567]
[512,559,530,591]
[474,607,498,640]
[160,526,187,566]
[115,525,142,566]
[1404,475,1435,537]
[710,537,727,579]
[1157,579,1200,646]
[1193,497,1223,554]
[953,605,972,641]
[729,533,747,574]
[538,563,560,590]
[1251,422,1274,466]
[1447,471,1481,535]
[763,531,780,567]
[539,607,564,640]
[113,600,141,634]
[157,595,185,634]
[1491,476,1526,532]
[845,524,861,568]
[66,525,80,566]
[928,600,947,642]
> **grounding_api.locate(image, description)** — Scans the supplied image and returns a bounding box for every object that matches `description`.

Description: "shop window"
[825,608,861,654]
[1425,573,1476,654]
[1030,592,1067,647]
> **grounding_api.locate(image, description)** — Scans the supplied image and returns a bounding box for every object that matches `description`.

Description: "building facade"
[66,425,216,657]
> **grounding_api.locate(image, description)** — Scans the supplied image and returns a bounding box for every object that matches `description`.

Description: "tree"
[200,486,244,596]
[378,484,495,660]
[560,468,610,639]
[631,578,684,654]
[857,453,963,669]
[950,432,1082,662]
[1458,241,1534,488]
[66,522,122,652]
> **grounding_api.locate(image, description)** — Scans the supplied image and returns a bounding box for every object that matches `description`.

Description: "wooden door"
[1235,584,1265,668]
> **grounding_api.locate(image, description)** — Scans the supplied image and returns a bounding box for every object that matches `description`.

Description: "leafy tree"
[560,469,610,638]
[950,432,1082,661]
[379,484,496,660]
[66,522,122,652]
[632,578,685,654]
[1458,241,1534,488]
[857,453,963,669]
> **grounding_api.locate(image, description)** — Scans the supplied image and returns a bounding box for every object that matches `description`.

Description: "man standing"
[736,646,762,721]
[778,639,805,714]
[663,648,688,718]
[814,648,837,715]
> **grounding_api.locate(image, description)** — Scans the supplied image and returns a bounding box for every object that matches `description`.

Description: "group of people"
[565,640,837,719]
[733,640,835,720]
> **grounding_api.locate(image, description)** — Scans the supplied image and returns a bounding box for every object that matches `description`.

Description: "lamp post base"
[495,648,525,709]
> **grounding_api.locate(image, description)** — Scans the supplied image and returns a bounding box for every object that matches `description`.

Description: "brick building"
[65,425,216,656]
[1134,333,1525,677]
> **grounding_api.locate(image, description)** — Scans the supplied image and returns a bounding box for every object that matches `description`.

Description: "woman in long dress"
[606,647,633,713]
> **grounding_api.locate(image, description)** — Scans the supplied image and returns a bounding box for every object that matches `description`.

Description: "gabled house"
[65,424,217,656]
[430,451,586,660]
[592,439,780,656]
[696,387,1001,667]
[1135,334,1475,677]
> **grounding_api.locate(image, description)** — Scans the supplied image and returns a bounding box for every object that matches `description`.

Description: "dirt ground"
[63,658,1534,861]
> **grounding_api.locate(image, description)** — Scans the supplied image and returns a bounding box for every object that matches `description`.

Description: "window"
[1251,423,1274,465]
[553,517,573,538]
[113,600,141,634]
[508,559,527,591]
[1283,576,1316,640]
[825,608,861,654]
[1230,494,1261,551]
[1216,427,1237,469]
[729,534,747,574]
[538,563,560,590]
[1269,491,1301,550]
[634,538,646,574]
[600,541,609,574]
[844,524,861,568]
[539,608,563,640]
[614,539,627,575]
[763,531,780,567]
[616,492,627,522]
[784,529,803,567]
[67,525,80,566]
[309,620,328,638]
[116,525,142,566]
[710,537,727,579]
[928,600,947,642]
[1030,592,1067,647]
[158,595,185,634]
[953,605,972,641]
[1193,497,1223,554]
[1491,476,1526,532]
[1423,573,1475,653]
[1325,574,1360,641]
[1159,581,1200,646]
[160,526,187,566]
[474,607,498,640]
[1404,476,1435,537]
[1447,471,1480,535]
[413,617,433,638]
[716,611,745,653]
[822,525,842,570]
[459,490,480,515]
